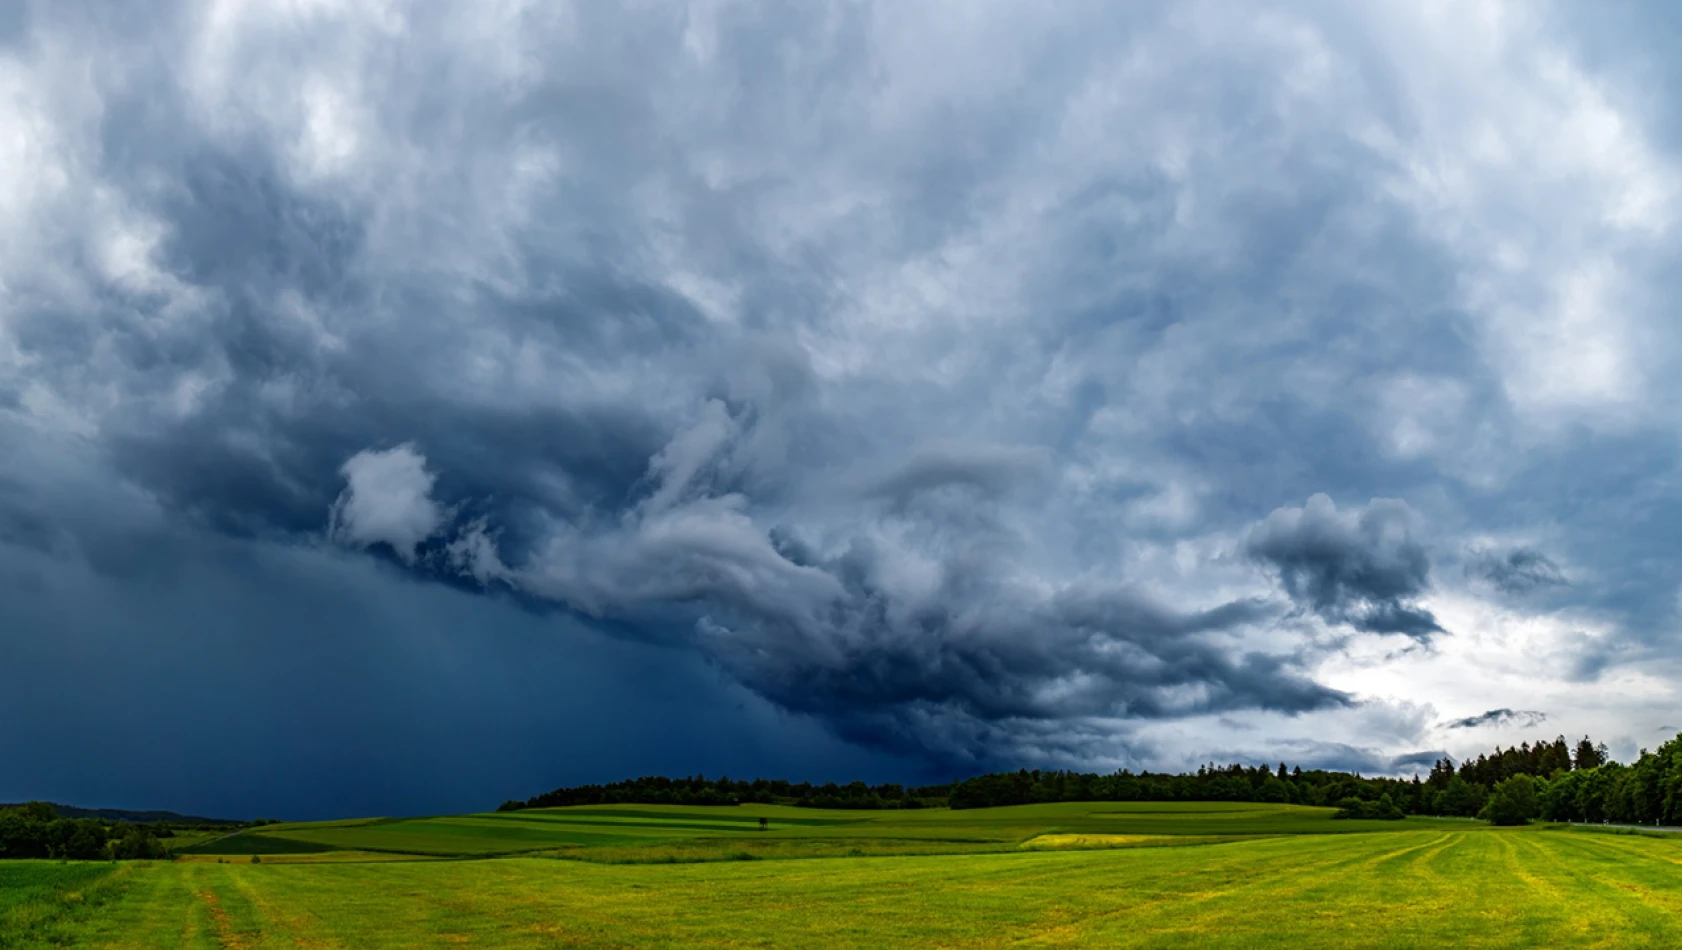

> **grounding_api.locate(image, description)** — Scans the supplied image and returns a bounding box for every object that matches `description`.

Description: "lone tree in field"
[758,817,768,831]
[1482,774,1541,826]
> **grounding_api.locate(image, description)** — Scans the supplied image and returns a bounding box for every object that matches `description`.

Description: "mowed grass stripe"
[1516,832,1682,937]
[222,866,345,949]
[1194,834,1477,947]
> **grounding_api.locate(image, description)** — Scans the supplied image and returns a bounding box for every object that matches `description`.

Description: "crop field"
[7,804,1682,947]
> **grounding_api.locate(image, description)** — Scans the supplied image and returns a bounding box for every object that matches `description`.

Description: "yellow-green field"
[5,804,1682,947]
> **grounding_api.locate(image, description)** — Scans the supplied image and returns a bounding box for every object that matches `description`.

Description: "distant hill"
[0,802,244,825]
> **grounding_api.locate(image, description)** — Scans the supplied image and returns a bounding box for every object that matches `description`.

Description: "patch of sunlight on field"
[1020,833,1226,850]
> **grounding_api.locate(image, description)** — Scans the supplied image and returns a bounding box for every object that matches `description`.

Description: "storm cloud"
[1465,546,1568,595]
[1445,709,1549,730]
[6,0,1682,811]
[328,424,1346,766]
[1244,495,1443,640]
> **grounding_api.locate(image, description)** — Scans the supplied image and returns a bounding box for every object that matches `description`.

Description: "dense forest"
[0,801,225,860]
[502,732,1682,827]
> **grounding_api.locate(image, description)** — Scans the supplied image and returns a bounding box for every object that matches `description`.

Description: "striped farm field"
[8,804,1682,947]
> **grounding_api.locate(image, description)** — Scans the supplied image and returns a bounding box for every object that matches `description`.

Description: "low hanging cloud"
[1444,709,1547,730]
[1204,741,1446,776]
[1464,546,1568,594]
[338,413,1349,766]
[1244,494,1443,641]
[329,445,444,564]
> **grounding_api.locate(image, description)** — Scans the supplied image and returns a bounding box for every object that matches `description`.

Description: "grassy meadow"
[177,801,1472,860]
[5,803,1682,947]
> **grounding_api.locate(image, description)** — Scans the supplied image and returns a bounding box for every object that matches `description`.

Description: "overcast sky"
[6,0,1682,819]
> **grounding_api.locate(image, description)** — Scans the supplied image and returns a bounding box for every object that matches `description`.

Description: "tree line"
[1539,734,1682,826]
[0,801,225,860]
[499,776,953,811]
[945,734,1628,825]
[501,731,1672,828]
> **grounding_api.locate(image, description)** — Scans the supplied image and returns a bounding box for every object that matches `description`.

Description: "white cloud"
[1371,0,1680,426]
[330,444,444,562]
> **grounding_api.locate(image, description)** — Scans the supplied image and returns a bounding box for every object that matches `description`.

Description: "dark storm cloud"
[1464,546,1567,595]
[696,570,1344,766]
[327,411,1346,766]
[7,0,1682,811]
[1245,494,1443,640]
[1444,709,1547,730]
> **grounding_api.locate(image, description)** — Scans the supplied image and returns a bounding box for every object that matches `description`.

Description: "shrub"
[1482,775,1541,826]
[1332,795,1405,821]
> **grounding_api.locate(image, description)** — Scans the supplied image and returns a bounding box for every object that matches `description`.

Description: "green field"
[0,862,129,947]
[6,803,1682,947]
[175,801,1472,860]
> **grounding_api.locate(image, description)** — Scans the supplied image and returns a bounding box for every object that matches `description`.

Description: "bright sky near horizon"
[5,0,1682,818]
